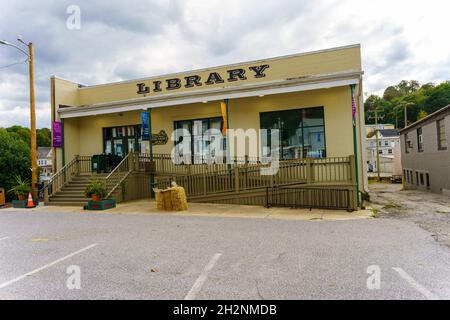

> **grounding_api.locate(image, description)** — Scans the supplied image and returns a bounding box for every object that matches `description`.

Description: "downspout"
[61,118,65,166]
[147,107,154,197]
[350,84,360,207]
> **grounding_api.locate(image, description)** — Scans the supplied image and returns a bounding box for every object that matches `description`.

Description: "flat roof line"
[400,104,450,133]
[53,44,361,90]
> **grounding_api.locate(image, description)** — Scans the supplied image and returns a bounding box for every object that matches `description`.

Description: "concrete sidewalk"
[1,199,372,221]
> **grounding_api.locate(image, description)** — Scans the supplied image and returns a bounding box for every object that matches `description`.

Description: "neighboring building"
[364,123,395,136]
[400,104,450,194]
[37,147,52,181]
[48,44,366,210]
[365,125,401,177]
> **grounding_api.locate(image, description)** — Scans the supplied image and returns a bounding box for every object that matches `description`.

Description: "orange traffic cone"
[26,192,35,208]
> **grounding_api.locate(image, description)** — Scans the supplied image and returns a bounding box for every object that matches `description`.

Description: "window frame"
[259,106,327,160]
[417,127,423,152]
[437,118,447,151]
[173,116,225,163]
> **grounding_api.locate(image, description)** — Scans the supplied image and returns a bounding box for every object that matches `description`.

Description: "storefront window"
[174,117,224,162]
[103,125,142,157]
[260,107,326,159]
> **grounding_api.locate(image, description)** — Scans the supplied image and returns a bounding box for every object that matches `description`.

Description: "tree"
[423,81,450,114]
[0,129,32,201]
[417,110,428,120]
[37,128,51,147]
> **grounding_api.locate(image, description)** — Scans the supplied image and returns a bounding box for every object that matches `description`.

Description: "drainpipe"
[350,84,360,207]
[224,99,231,165]
[61,118,65,166]
[147,107,154,197]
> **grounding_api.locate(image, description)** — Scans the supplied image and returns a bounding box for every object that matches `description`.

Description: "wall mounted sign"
[52,121,62,148]
[141,112,150,140]
[152,130,168,145]
[136,64,270,95]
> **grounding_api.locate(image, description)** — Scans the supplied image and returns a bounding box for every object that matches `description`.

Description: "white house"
[365,125,401,177]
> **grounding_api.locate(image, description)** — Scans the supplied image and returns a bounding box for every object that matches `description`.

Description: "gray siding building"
[400,104,450,194]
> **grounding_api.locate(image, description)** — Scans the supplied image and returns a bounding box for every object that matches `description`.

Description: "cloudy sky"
[0,0,449,128]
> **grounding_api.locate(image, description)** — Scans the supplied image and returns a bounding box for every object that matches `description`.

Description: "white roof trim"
[59,74,361,119]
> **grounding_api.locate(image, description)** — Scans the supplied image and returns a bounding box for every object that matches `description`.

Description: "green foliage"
[37,128,52,147]
[423,82,450,114]
[7,175,31,199]
[84,179,107,199]
[366,80,450,127]
[4,126,51,147]
[417,110,428,120]
[0,129,32,201]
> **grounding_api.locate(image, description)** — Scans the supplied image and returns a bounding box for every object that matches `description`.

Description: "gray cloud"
[0,0,449,128]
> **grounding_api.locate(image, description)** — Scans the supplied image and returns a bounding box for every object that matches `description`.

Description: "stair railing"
[104,152,135,199]
[42,156,80,202]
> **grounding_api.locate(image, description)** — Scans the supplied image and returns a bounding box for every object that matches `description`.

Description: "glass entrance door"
[103,125,142,158]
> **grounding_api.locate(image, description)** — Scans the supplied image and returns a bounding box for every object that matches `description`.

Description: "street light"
[0,38,37,198]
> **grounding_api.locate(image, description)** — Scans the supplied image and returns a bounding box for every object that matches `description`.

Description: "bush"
[84,179,107,199]
[8,175,31,199]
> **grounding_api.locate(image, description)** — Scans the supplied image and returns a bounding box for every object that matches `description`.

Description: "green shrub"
[84,179,107,199]
[8,175,31,199]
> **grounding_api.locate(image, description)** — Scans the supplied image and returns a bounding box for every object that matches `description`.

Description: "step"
[51,194,87,199]
[49,197,90,202]
[46,201,87,207]
[61,187,86,191]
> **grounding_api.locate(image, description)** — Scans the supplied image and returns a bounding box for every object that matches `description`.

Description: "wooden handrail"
[104,152,133,199]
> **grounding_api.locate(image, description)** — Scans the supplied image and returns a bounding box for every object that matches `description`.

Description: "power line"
[0,59,28,70]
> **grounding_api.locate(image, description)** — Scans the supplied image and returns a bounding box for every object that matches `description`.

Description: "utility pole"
[28,43,37,198]
[0,38,37,197]
[404,104,408,128]
[374,109,381,181]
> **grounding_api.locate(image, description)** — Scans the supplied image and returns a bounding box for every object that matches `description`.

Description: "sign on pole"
[141,112,149,141]
[52,121,62,148]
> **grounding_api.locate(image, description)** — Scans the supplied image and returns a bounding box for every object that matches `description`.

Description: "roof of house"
[378,129,400,137]
[400,104,450,133]
[37,147,52,159]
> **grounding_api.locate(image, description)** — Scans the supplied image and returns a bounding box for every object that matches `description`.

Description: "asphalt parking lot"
[1,209,450,300]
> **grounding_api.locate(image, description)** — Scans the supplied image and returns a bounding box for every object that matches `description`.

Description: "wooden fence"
[154,155,355,199]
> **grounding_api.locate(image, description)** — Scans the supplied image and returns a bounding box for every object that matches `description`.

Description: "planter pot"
[91,194,101,202]
[84,199,116,211]
[12,199,38,208]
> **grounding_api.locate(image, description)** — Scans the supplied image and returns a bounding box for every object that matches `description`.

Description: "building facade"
[48,44,366,209]
[365,126,401,177]
[400,104,450,194]
[37,147,52,181]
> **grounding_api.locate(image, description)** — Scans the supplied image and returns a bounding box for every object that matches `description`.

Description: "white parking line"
[185,253,222,300]
[0,243,98,289]
[392,267,439,300]
[0,237,9,242]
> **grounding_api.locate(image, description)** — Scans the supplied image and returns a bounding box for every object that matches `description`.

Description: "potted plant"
[84,179,107,202]
[8,175,31,200]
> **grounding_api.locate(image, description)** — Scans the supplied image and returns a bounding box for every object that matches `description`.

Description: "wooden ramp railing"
[153,156,356,202]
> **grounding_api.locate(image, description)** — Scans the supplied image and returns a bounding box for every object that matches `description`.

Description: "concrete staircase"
[47,173,109,207]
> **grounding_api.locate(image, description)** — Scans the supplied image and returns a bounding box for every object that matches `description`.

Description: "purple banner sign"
[52,121,62,148]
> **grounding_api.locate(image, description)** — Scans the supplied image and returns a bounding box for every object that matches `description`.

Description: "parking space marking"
[185,253,222,300]
[0,243,98,289]
[0,237,9,241]
[392,267,439,300]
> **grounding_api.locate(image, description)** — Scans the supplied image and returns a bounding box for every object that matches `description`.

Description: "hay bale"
[170,186,188,211]
[155,191,164,210]
[162,190,173,211]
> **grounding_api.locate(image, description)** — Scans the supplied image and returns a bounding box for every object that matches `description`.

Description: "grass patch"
[370,208,379,218]
[381,201,404,211]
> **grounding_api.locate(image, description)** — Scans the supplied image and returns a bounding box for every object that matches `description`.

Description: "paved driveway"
[0,209,449,299]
